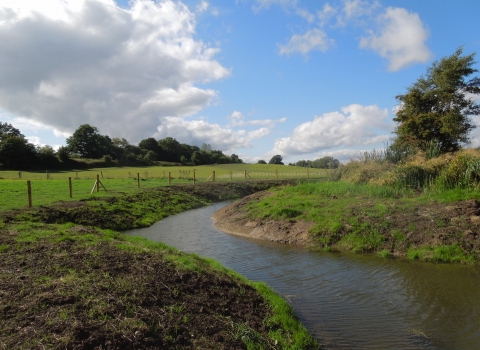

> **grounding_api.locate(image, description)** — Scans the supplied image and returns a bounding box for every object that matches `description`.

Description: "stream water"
[126,202,480,349]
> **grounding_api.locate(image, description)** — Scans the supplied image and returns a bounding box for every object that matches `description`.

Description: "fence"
[0,168,330,210]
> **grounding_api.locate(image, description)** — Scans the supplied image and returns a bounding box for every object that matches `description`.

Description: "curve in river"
[126,202,480,350]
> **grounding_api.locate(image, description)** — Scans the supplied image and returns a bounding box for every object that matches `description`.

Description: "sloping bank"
[0,180,319,349]
[213,182,480,264]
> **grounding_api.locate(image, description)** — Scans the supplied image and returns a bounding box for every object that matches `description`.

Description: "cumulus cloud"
[0,0,230,142]
[227,110,286,128]
[278,28,334,56]
[270,104,392,156]
[359,7,432,71]
[153,117,270,152]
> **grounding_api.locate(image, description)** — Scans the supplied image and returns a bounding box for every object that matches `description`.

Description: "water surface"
[127,202,480,349]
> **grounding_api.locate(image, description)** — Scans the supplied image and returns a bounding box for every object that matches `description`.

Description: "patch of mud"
[212,191,314,245]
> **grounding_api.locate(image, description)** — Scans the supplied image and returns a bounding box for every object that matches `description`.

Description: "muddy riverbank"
[213,189,480,262]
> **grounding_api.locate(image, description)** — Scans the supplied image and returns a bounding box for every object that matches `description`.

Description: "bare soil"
[212,192,314,245]
[0,180,319,349]
[212,191,480,258]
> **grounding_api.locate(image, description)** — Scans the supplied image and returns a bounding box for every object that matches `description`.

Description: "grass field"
[0,164,330,211]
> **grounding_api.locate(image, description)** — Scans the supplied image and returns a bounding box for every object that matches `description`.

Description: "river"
[126,201,480,349]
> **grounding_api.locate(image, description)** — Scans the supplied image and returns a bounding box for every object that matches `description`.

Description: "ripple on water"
[126,202,480,350]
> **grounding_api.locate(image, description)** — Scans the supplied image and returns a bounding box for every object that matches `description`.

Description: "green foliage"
[407,244,474,263]
[435,153,480,190]
[393,47,480,152]
[269,155,284,165]
[66,124,114,159]
[257,160,267,164]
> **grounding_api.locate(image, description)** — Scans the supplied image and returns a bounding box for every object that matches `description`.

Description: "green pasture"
[0,164,330,211]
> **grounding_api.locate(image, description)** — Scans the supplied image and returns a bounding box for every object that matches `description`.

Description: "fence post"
[27,180,32,208]
[193,171,196,185]
[244,170,247,179]
[276,169,278,179]
[69,177,72,198]
[101,171,104,179]
[137,173,140,188]
[212,171,215,182]
[96,175,100,192]
[168,172,171,185]
[307,168,309,179]
[18,170,21,179]
[230,171,232,181]
[46,170,48,179]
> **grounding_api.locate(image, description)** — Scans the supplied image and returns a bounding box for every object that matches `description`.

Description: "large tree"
[269,155,284,165]
[66,124,113,159]
[393,47,480,152]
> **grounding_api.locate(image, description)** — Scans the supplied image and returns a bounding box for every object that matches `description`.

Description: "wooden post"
[307,168,309,179]
[46,170,48,179]
[193,171,196,185]
[276,169,278,179]
[212,171,216,182]
[244,170,247,179]
[69,177,72,198]
[96,175,100,192]
[230,171,232,181]
[168,172,171,185]
[137,173,140,188]
[101,171,103,179]
[18,170,21,179]
[27,180,32,208]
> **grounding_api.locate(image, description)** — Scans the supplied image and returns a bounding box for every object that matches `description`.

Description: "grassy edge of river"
[0,180,320,349]
[215,181,480,264]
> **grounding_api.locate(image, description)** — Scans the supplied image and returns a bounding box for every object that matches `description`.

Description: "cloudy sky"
[1,0,479,163]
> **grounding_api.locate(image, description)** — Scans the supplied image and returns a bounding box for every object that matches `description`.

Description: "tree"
[393,47,480,152]
[268,155,284,165]
[66,124,113,159]
[257,159,267,164]
[139,137,159,153]
[0,122,23,140]
[0,136,37,169]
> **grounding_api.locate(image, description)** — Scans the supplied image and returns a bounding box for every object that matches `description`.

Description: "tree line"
[0,123,242,170]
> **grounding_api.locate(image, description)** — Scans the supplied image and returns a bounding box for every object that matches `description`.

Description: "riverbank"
[0,180,319,349]
[213,182,480,264]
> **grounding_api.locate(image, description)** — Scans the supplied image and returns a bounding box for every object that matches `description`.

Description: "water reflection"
[126,202,480,349]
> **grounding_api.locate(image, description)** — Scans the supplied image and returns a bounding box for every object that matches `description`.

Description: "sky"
[0,0,479,163]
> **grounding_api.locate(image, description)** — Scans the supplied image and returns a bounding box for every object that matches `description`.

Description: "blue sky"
[1,0,479,163]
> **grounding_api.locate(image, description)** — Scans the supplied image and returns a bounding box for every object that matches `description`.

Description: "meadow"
[0,164,329,211]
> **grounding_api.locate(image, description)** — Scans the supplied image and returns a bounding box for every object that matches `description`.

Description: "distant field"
[0,164,330,211]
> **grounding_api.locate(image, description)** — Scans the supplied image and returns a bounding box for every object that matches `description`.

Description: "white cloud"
[270,104,392,156]
[278,28,334,56]
[196,0,209,13]
[359,7,432,71]
[153,117,270,152]
[317,3,337,27]
[342,0,378,20]
[227,110,286,128]
[0,0,230,143]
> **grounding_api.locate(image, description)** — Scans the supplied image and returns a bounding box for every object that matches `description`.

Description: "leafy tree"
[0,122,23,140]
[66,124,113,159]
[139,137,159,153]
[268,155,284,165]
[158,137,182,162]
[0,136,37,169]
[57,146,70,162]
[393,47,480,152]
[37,145,58,168]
[311,156,339,169]
[257,159,267,164]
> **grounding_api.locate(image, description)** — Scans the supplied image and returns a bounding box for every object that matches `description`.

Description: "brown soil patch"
[212,191,314,245]
[0,226,277,349]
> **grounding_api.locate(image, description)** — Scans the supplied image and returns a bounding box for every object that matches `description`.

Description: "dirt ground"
[0,180,319,349]
[213,192,314,245]
[212,190,480,259]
